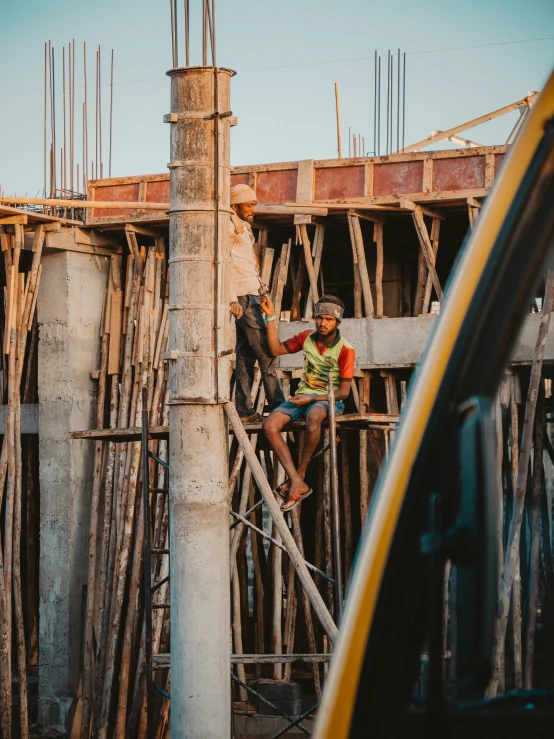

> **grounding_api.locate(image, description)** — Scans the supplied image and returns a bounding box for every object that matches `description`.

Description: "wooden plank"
[45,231,121,256]
[0,216,28,226]
[422,159,433,193]
[108,291,123,375]
[294,160,315,225]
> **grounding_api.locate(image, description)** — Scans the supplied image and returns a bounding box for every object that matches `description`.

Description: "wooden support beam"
[304,225,325,320]
[299,225,319,309]
[399,198,446,221]
[422,218,442,314]
[125,223,165,237]
[348,214,374,317]
[409,205,444,302]
[0,216,28,226]
[373,222,384,317]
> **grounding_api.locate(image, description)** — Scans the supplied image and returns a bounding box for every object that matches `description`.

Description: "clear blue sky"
[1,0,553,196]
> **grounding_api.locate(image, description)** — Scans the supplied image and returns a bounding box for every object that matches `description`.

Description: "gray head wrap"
[314,302,344,321]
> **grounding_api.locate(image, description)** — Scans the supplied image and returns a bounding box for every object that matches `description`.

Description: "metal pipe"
[390,56,394,155]
[141,387,155,739]
[84,42,88,191]
[167,64,234,739]
[327,374,343,618]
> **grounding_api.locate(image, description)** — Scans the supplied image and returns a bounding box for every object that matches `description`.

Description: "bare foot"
[287,479,310,503]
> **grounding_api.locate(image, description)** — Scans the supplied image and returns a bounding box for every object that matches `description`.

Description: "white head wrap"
[230,184,258,206]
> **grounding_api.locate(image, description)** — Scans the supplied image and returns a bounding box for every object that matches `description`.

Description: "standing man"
[261,294,355,511]
[230,183,285,422]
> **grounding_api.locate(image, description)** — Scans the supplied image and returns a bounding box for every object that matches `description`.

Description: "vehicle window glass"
[416,273,554,706]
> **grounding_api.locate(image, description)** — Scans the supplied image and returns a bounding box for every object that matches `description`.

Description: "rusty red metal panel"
[495,153,505,176]
[92,183,140,218]
[314,166,365,200]
[256,169,297,204]
[230,173,249,187]
[373,161,423,196]
[432,156,485,191]
[147,179,170,203]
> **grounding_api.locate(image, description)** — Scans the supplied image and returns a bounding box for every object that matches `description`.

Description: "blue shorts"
[271,397,345,424]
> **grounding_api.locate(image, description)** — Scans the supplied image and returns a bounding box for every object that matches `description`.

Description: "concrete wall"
[37,250,109,730]
[277,313,552,370]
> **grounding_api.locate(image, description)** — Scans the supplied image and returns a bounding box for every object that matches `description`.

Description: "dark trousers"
[235,294,286,417]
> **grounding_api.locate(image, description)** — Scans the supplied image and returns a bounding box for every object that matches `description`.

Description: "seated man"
[261,294,355,512]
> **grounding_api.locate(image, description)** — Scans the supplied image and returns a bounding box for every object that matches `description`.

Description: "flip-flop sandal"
[281,488,313,513]
[274,480,290,500]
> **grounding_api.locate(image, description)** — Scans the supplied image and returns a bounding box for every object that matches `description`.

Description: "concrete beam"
[37,250,108,731]
[277,313,554,369]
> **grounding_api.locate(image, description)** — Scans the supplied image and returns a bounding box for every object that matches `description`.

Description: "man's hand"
[288,395,316,407]
[230,301,243,319]
[260,294,275,318]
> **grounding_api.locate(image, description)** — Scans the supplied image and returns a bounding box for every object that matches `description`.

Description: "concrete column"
[37,250,108,730]
[167,66,234,738]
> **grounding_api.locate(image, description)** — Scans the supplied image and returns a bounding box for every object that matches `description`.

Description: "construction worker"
[261,294,355,512]
[230,183,285,422]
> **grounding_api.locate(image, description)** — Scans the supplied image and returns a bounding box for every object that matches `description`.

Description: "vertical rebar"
[109,50,114,178]
[377,56,381,155]
[396,48,400,153]
[390,56,394,156]
[373,50,377,156]
[211,0,217,66]
[348,126,351,158]
[43,43,47,198]
[184,0,190,66]
[386,51,390,155]
[402,52,406,153]
[63,46,67,193]
[84,43,88,190]
[170,0,177,68]
[99,45,103,178]
[173,0,179,66]
[95,49,99,179]
[202,0,207,65]
[51,45,56,194]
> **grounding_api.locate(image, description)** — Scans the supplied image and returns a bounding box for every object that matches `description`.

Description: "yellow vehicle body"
[315,70,554,738]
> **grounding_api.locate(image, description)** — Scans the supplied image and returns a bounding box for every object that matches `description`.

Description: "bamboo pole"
[488,272,554,696]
